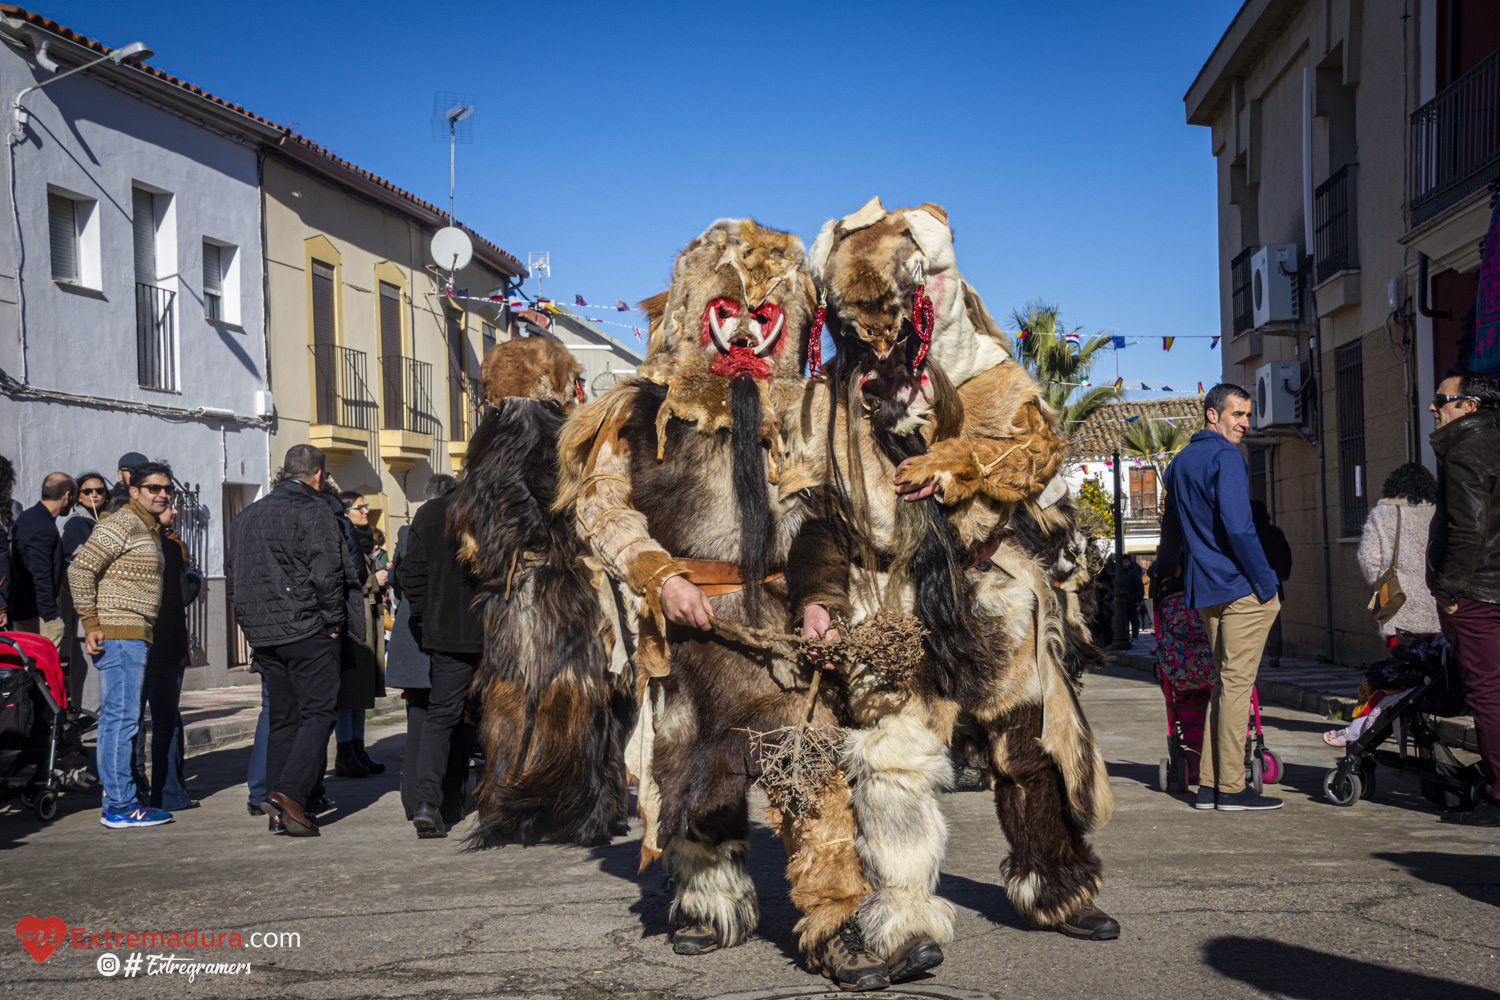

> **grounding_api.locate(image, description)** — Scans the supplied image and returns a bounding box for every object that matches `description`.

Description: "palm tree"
[1120,415,1197,479]
[1008,299,1122,432]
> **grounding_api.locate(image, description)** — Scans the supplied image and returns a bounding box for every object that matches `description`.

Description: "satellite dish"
[430,227,473,272]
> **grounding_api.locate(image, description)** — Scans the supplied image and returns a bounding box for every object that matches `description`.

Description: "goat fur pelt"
[449,395,630,848]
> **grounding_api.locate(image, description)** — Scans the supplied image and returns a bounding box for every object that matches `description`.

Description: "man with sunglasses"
[1427,369,1500,826]
[68,461,175,829]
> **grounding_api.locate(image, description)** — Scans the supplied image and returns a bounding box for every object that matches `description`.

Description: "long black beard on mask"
[730,375,771,626]
[874,427,989,705]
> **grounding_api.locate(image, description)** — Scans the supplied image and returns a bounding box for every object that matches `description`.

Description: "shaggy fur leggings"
[986,703,1104,926]
[667,790,868,959]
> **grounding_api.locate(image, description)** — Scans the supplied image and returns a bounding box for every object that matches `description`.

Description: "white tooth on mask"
[754,314,785,357]
[707,308,733,353]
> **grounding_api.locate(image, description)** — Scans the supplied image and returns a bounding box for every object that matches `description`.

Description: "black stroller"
[0,633,97,821]
[1322,638,1483,808]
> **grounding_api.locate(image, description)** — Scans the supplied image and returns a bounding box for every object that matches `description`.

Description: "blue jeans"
[247,681,268,809]
[334,707,365,742]
[96,639,150,811]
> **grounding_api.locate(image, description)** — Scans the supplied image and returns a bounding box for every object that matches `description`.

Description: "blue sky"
[49,1,1240,398]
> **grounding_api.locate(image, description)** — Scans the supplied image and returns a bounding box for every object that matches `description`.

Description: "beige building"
[258,142,526,554]
[1186,0,1500,664]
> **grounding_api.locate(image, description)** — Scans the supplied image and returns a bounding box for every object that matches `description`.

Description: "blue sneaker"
[100,803,174,828]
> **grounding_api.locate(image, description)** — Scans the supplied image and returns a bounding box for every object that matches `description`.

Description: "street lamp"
[12,40,153,133]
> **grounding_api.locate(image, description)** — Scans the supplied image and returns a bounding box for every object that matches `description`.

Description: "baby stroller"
[1152,591,1282,794]
[0,633,97,821]
[1322,638,1483,808]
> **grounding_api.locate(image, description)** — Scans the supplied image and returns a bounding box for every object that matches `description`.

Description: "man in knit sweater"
[69,462,174,829]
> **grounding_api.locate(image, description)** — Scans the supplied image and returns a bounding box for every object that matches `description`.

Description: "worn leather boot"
[352,740,386,774]
[820,919,890,991]
[1056,904,1121,940]
[335,742,370,779]
[885,933,943,982]
[670,925,719,955]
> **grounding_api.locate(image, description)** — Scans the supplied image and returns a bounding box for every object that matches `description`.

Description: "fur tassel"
[667,834,760,948]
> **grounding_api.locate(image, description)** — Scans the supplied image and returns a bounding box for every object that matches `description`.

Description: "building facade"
[1186,0,1500,665]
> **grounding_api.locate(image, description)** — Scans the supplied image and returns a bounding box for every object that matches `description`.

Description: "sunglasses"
[1432,393,1478,409]
[139,483,175,496]
[79,487,106,496]
[352,504,370,512]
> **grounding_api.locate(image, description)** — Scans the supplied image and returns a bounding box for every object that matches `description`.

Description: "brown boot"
[670,924,719,955]
[819,919,890,992]
[885,934,943,982]
[263,791,319,837]
[1056,905,1120,940]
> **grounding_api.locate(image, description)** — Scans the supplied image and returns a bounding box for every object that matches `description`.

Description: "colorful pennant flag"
[575,294,588,306]
[1210,336,1221,349]
[1161,383,1176,391]
[632,327,643,342]
[1065,332,1081,346]
[1112,336,1126,349]
[1137,382,1153,390]
[1197,381,1204,393]
[1126,415,1141,423]
[1163,336,1175,351]
[1113,377,1123,389]
[614,300,629,311]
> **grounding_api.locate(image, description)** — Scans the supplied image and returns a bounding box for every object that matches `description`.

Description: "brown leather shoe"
[820,919,890,991]
[670,924,719,955]
[1056,905,1120,940]
[269,815,285,834]
[263,791,319,837]
[885,933,942,982]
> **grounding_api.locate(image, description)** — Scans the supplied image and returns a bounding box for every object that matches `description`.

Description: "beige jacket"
[1356,498,1440,638]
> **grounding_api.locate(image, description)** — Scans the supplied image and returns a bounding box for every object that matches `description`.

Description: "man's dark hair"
[1440,367,1500,411]
[282,443,326,481]
[130,461,172,485]
[1203,383,1252,420]
[40,472,75,501]
[1382,461,1438,505]
[336,489,363,511]
[424,474,457,500]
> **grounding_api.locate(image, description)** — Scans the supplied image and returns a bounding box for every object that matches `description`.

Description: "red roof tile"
[0,5,525,276]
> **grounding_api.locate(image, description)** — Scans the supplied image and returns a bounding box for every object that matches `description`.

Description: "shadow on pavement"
[939,870,1024,930]
[1105,758,1167,790]
[1203,935,1500,999]
[1375,851,1500,908]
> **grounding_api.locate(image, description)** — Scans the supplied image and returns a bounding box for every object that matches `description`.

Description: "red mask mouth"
[700,296,787,363]
[708,346,772,379]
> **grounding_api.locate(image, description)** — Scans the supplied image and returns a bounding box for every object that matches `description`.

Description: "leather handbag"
[1367,507,1407,624]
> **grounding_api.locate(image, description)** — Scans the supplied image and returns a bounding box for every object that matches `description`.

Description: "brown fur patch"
[481,334,583,407]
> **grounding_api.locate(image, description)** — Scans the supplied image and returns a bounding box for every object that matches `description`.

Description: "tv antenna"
[528,251,550,299]
[431,91,475,226]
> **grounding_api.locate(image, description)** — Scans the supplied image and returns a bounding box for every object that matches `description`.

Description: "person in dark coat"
[106,451,148,507]
[11,472,75,650]
[0,455,13,629]
[226,445,347,837]
[332,490,385,778]
[136,502,201,811]
[401,479,484,838]
[1121,555,1146,641]
[386,474,463,822]
[1250,501,1292,666]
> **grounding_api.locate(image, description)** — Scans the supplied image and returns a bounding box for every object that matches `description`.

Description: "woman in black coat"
[332,490,386,778]
[138,504,200,810]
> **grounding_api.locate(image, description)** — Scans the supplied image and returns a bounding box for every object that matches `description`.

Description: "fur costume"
[448,335,631,848]
[554,220,868,964]
[787,198,1114,945]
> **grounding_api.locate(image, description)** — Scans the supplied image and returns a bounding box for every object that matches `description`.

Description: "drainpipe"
[1417,253,1449,319]
[1309,281,1336,663]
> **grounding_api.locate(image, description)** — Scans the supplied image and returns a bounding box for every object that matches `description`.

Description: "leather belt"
[969,534,1001,570]
[679,557,785,597]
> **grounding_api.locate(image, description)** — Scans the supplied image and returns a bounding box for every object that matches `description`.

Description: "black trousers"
[257,634,340,806]
[415,650,478,809]
[401,687,470,822]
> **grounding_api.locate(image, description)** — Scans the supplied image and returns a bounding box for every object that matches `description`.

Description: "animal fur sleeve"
[556,386,689,676]
[785,488,855,626]
[894,363,1066,505]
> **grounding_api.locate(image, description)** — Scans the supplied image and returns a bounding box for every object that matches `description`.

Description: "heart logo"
[15,916,67,963]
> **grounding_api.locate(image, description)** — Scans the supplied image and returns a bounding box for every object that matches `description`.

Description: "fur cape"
[448,336,629,847]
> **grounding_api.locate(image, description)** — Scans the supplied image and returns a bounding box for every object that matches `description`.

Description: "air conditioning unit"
[1251,243,1301,328]
[1254,362,1300,428]
[252,390,275,418]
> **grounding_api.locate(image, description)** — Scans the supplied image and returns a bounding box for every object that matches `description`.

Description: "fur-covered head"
[638,218,814,385]
[481,335,584,411]
[809,197,1011,391]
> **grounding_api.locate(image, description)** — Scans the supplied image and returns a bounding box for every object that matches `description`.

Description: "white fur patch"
[668,836,759,947]
[840,196,887,232]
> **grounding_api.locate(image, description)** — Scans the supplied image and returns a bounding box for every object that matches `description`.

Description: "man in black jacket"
[400,484,484,838]
[11,472,75,650]
[227,445,347,837]
[1427,368,1500,827]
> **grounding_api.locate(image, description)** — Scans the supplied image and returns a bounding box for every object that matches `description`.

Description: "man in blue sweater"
[1162,384,1282,811]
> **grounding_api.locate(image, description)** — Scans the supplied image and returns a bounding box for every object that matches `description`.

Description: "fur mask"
[809,197,1012,390]
[635,218,815,478]
[480,334,584,410]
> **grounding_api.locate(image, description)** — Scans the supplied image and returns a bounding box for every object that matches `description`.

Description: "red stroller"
[0,633,96,821]
[1152,592,1282,794]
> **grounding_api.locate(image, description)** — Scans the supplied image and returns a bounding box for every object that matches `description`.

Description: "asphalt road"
[2,662,1497,1000]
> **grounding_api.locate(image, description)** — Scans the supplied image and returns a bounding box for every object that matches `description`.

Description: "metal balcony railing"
[447,374,484,442]
[1315,164,1357,284]
[1410,46,1500,228]
[1230,246,1257,336]
[136,282,177,390]
[311,343,377,430]
[380,355,440,436]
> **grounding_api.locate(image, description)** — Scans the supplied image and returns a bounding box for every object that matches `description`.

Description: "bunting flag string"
[446,289,646,343]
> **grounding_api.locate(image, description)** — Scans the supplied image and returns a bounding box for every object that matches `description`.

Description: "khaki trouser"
[15,616,65,652]
[1197,593,1280,794]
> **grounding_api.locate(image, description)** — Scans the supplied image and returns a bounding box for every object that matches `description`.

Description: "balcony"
[378,356,438,470]
[136,282,177,391]
[310,343,376,459]
[1230,246,1257,337]
[1314,164,1358,284]
[1410,47,1500,229]
[445,373,483,472]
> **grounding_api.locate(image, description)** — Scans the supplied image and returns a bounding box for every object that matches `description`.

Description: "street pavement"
[2,662,1497,1000]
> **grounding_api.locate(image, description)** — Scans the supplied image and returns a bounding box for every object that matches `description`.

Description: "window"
[1336,341,1367,535]
[133,186,176,391]
[446,309,466,440]
[133,187,157,284]
[482,321,496,357]
[311,260,337,424]
[203,241,223,320]
[379,282,403,430]
[48,193,77,282]
[1248,448,1269,514]
[1127,467,1158,519]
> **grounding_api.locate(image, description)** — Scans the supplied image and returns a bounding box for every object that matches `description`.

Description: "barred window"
[1336,341,1367,535]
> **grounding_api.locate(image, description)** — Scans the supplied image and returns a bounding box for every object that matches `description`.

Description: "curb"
[1105,650,1478,753]
[182,695,406,757]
